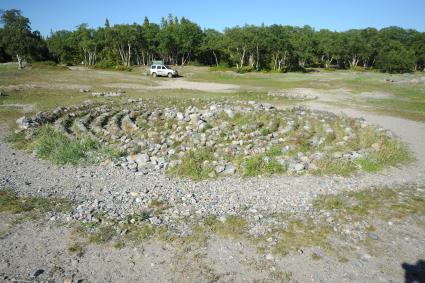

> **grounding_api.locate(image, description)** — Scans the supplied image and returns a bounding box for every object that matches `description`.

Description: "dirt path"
[150,78,240,92]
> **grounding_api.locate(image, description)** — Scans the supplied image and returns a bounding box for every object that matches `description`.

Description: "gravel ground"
[1,102,425,282]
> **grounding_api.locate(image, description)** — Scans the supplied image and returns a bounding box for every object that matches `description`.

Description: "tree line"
[1,9,425,73]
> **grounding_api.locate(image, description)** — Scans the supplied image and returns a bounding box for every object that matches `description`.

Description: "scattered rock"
[215,165,225,174]
[31,269,44,278]
[92,91,124,97]
[312,248,326,259]
[268,89,318,100]
[17,101,399,178]
[265,253,274,261]
[222,164,236,175]
[367,232,379,240]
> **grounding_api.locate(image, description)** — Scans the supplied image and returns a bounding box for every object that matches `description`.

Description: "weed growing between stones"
[251,185,425,258]
[313,185,425,220]
[14,100,413,178]
[62,185,424,263]
[11,125,121,165]
[0,190,72,216]
[169,149,214,180]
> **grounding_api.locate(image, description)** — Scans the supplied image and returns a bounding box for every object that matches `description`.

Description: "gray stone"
[31,269,45,278]
[292,163,305,171]
[367,232,379,240]
[222,164,236,175]
[312,248,325,259]
[265,253,274,261]
[332,152,343,159]
[224,109,234,118]
[215,165,225,174]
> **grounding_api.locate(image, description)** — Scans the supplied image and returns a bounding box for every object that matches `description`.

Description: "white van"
[149,64,178,78]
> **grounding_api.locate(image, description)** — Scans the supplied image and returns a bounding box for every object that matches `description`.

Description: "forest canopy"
[1,10,424,73]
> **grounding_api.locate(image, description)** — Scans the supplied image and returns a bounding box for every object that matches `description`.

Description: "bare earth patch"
[150,78,240,92]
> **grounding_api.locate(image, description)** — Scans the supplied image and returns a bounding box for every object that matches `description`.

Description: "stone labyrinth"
[18,99,402,177]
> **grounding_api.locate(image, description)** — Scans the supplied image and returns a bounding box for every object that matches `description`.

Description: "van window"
[162,66,166,69]
[151,65,156,69]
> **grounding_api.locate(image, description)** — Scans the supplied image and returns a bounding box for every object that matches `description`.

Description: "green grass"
[269,217,332,256]
[242,154,286,177]
[253,185,425,257]
[169,149,214,180]
[68,242,85,256]
[314,186,425,220]
[11,125,121,165]
[6,130,30,149]
[0,190,72,216]
[1,64,424,124]
[313,159,358,176]
[313,137,413,176]
[88,225,117,244]
[65,185,424,260]
[203,215,247,238]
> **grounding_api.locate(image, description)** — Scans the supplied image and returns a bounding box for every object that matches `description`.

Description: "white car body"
[150,64,178,78]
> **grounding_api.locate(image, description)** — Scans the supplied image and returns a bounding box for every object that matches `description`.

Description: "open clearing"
[1,65,425,282]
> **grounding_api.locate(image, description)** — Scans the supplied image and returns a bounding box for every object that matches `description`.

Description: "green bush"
[236,66,254,74]
[376,42,416,73]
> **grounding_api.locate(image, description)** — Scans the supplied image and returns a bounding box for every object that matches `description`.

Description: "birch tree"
[0,9,34,69]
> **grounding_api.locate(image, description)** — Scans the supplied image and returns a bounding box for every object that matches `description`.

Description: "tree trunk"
[16,54,23,69]
[126,43,131,67]
[325,56,333,68]
[255,44,260,71]
[182,52,191,65]
[273,52,279,70]
[239,47,246,69]
[212,51,219,67]
[349,56,359,68]
[249,54,254,67]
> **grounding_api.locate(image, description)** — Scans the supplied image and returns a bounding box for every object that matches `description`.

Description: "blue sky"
[2,0,425,35]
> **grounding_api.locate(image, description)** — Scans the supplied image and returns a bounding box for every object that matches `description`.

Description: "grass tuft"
[169,149,214,180]
[6,131,30,150]
[314,186,425,220]
[243,154,285,177]
[12,125,121,165]
[204,215,247,238]
[0,190,72,215]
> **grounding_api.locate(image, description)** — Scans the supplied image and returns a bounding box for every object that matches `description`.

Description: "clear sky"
[2,0,425,35]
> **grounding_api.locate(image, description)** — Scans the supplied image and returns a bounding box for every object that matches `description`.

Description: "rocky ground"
[1,76,425,282]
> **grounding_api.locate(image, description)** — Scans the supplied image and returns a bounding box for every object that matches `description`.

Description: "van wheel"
[168,73,173,78]
[152,72,157,77]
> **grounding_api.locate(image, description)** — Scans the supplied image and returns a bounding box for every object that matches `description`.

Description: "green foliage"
[0,9,48,68]
[243,154,286,177]
[25,125,120,165]
[376,42,416,73]
[33,126,98,164]
[169,149,214,180]
[3,9,424,72]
